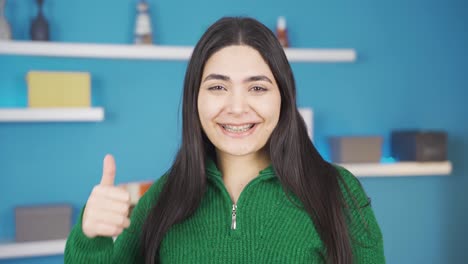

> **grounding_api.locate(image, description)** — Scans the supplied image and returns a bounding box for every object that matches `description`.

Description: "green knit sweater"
[65,160,385,263]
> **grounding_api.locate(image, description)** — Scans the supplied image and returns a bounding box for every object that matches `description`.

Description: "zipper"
[231,204,237,230]
[209,171,274,232]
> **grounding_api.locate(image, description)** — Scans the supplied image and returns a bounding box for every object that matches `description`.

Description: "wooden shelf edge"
[0,41,356,62]
[0,239,66,259]
[338,161,453,177]
[0,107,105,122]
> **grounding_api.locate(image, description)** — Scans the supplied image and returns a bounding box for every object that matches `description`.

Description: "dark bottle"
[30,0,49,41]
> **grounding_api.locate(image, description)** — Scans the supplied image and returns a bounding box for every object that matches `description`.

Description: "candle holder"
[30,0,49,41]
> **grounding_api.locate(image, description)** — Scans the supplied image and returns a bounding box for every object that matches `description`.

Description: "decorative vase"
[0,0,12,40]
[134,0,153,44]
[30,0,49,41]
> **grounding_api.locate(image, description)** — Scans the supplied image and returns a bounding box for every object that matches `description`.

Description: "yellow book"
[27,71,91,107]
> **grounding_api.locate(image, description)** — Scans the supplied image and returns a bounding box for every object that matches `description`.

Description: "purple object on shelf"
[15,204,72,242]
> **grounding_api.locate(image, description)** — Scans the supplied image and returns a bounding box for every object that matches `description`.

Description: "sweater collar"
[205,158,276,180]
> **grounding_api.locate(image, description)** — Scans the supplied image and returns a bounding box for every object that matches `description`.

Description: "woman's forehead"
[202,45,274,80]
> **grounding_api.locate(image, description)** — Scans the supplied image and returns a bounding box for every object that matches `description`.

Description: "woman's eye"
[251,86,267,92]
[208,85,225,91]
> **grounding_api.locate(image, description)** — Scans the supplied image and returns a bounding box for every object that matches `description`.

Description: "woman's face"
[198,45,281,159]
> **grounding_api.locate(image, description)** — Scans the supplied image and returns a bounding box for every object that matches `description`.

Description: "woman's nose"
[226,92,249,115]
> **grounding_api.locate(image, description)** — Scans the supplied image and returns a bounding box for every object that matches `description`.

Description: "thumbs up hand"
[82,154,132,239]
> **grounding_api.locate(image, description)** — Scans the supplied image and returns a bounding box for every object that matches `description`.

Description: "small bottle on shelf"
[276,16,289,48]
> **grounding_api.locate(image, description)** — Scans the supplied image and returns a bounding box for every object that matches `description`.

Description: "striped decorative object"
[120,181,153,205]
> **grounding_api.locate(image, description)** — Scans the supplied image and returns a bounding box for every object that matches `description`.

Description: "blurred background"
[0,0,467,263]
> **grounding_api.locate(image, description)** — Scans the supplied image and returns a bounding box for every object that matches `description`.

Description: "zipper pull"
[231,204,237,230]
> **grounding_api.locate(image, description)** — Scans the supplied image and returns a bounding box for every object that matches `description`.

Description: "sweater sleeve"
[64,174,168,263]
[336,166,386,264]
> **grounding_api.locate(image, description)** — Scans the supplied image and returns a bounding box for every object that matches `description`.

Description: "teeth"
[222,124,254,133]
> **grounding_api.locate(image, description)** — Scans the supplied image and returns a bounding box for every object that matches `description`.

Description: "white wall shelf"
[0,239,66,259]
[0,41,357,62]
[339,161,452,177]
[0,107,104,122]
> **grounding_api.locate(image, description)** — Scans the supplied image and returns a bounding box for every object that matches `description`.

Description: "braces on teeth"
[222,124,254,132]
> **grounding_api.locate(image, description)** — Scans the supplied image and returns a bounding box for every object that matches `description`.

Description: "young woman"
[65,17,385,264]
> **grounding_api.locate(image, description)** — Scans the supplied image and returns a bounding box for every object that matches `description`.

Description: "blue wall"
[1,0,467,263]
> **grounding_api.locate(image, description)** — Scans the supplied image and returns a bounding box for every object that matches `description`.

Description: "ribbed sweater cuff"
[72,223,114,252]
[67,207,113,253]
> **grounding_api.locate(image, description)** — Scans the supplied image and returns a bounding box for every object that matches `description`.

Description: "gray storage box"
[329,136,383,163]
[15,204,72,242]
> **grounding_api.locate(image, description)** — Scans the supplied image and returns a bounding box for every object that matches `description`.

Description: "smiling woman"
[64,17,385,264]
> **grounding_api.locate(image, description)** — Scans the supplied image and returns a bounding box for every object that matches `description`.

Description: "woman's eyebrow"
[202,74,272,84]
[202,74,230,83]
[244,75,272,84]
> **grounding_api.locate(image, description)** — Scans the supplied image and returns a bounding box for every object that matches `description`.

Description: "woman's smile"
[218,122,259,138]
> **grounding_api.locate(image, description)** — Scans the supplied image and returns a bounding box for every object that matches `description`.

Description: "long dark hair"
[141,17,353,263]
